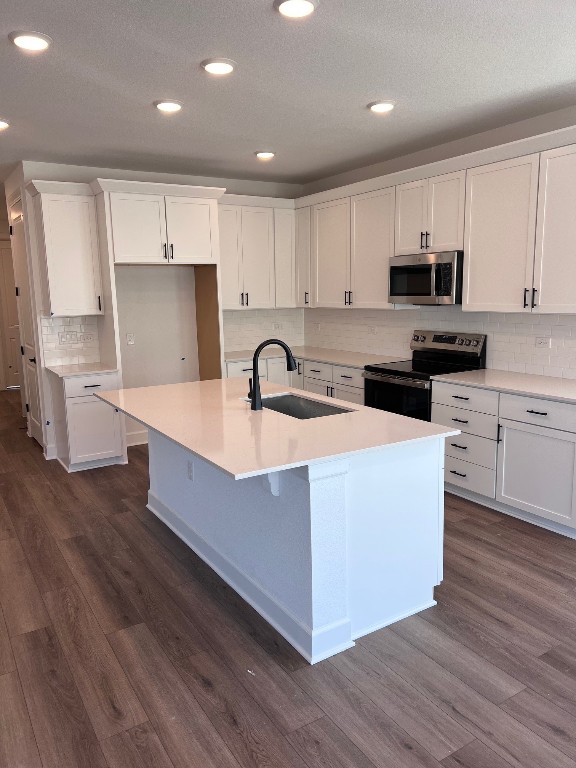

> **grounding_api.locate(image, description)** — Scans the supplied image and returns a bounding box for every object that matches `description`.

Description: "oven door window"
[365,378,430,421]
[390,265,433,297]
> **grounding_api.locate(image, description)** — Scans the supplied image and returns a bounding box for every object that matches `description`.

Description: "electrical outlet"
[368,326,376,335]
[79,332,94,343]
[126,333,135,346]
[187,460,195,481]
[272,322,282,331]
[535,337,551,348]
[58,331,78,345]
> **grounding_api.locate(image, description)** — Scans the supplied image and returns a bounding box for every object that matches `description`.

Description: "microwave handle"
[431,263,438,297]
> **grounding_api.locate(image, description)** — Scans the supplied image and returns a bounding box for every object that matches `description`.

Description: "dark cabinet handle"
[163,243,168,260]
[29,357,36,364]
[240,292,244,306]
[452,395,469,401]
[532,288,537,309]
[425,232,430,248]
[297,362,302,375]
[97,295,102,312]
[450,443,468,450]
[304,291,309,305]
[523,288,529,308]
[348,291,353,305]
[452,417,469,424]
[344,291,348,305]
[84,384,101,389]
[450,470,467,478]
[497,423,502,443]
[245,292,249,307]
[526,409,548,416]
[331,387,335,397]
[170,243,174,260]
[310,369,321,373]
[420,232,425,249]
[340,375,353,379]
[242,368,253,372]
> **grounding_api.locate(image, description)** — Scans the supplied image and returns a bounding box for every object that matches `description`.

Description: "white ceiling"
[1,0,576,185]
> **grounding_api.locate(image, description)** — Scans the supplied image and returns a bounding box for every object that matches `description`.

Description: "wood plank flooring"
[2,388,576,768]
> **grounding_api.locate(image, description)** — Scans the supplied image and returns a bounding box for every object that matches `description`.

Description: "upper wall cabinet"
[27,181,103,317]
[533,145,576,314]
[91,179,225,266]
[394,171,465,256]
[274,209,296,308]
[295,207,311,308]
[219,204,275,310]
[311,198,350,308]
[463,155,539,313]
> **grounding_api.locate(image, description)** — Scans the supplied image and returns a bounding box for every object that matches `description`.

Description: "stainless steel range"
[364,331,487,421]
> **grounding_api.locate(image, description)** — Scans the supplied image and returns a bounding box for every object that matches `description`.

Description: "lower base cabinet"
[497,417,576,527]
[67,396,123,464]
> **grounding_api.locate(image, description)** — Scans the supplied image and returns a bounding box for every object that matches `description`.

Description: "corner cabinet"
[394,171,465,256]
[91,179,225,265]
[27,181,103,317]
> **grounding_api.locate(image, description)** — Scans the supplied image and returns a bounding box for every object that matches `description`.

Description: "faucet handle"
[248,377,253,399]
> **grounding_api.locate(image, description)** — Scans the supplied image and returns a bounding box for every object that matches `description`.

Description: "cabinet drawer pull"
[452,417,469,424]
[340,375,353,379]
[452,395,469,401]
[450,470,467,478]
[242,368,253,372]
[526,409,548,416]
[450,443,468,450]
[84,384,101,389]
[310,369,321,373]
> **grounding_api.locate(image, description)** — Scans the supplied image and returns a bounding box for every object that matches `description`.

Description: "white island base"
[146,429,445,664]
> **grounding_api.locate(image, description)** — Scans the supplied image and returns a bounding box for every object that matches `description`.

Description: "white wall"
[222,309,304,353]
[305,307,576,379]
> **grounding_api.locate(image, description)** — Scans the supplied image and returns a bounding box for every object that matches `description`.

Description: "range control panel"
[410,330,486,354]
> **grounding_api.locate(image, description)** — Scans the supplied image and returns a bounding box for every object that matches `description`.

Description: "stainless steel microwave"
[388,251,463,305]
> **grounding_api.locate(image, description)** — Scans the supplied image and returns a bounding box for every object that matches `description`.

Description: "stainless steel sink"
[261,393,352,419]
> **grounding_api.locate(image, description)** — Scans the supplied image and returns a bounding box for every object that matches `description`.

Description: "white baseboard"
[126,429,148,447]
[58,455,128,473]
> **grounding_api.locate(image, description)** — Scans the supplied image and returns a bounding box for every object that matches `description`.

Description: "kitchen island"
[98,378,457,663]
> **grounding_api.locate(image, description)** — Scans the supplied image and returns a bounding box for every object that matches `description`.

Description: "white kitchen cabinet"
[463,155,539,312]
[533,144,576,314]
[67,396,123,464]
[29,184,103,317]
[333,383,364,405]
[267,357,289,386]
[109,192,218,265]
[226,359,268,379]
[274,209,296,308]
[304,377,332,397]
[497,418,576,527]
[219,206,275,309]
[394,171,465,256]
[295,207,311,307]
[350,188,395,309]
[311,199,350,308]
[291,358,304,388]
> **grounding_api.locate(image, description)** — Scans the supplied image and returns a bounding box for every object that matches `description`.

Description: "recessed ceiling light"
[0,119,9,131]
[256,151,275,161]
[154,100,183,113]
[368,101,395,114]
[274,0,318,18]
[9,31,52,51]
[201,58,236,76]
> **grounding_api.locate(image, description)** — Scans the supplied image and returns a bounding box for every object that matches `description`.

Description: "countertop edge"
[432,371,576,405]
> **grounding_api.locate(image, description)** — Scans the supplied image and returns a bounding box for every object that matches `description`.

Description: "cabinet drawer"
[333,383,364,405]
[226,360,267,379]
[332,365,364,388]
[445,456,496,498]
[304,360,333,382]
[432,381,499,415]
[432,402,498,440]
[500,393,576,433]
[64,372,120,399]
[445,432,497,470]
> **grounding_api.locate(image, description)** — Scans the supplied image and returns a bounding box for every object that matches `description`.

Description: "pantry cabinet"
[27,182,103,317]
[463,154,539,312]
[295,207,311,307]
[394,171,465,256]
[533,144,576,314]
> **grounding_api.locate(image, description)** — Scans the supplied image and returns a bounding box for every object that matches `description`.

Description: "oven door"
[364,372,431,421]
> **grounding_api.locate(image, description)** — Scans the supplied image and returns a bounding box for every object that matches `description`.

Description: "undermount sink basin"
[261,393,352,419]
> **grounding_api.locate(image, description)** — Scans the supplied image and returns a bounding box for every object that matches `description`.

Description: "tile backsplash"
[223,309,304,352]
[41,316,101,366]
[304,306,576,379]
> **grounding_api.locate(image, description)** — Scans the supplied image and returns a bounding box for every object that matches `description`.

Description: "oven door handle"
[363,372,430,389]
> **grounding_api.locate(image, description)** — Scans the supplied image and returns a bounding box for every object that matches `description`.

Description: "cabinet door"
[427,171,465,252]
[291,358,304,389]
[304,377,331,397]
[40,194,102,316]
[497,418,576,527]
[350,188,394,309]
[67,397,123,464]
[219,206,243,310]
[295,207,311,307]
[266,357,289,386]
[165,197,215,264]
[109,193,167,264]
[332,384,364,405]
[394,180,427,255]
[240,208,275,309]
[274,209,296,308]
[463,155,539,312]
[312,199,350,308]
[533,145,576,314]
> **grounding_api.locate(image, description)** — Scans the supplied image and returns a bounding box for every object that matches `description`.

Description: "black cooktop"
[364,359,474,381]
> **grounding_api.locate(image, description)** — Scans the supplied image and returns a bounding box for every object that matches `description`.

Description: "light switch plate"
[79,332,95,343]
[126,333,135,346]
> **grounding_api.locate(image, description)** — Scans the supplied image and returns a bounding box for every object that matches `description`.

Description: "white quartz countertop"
[433,369,576,404]
[225,346,403,369]
[97,378,457,479]
[45,363,119,378]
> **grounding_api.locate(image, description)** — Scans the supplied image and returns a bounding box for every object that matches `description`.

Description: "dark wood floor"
[2,389,576,768]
